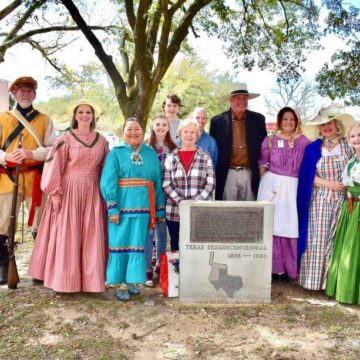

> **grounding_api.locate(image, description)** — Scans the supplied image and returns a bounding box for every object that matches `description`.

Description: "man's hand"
[5,149,33,164]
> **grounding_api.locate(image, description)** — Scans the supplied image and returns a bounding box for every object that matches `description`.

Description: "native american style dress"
[28,129,108,293]
[297,138,353,290]
[257,134,310,279]
[326,156,360,304]
[100,142,165,285]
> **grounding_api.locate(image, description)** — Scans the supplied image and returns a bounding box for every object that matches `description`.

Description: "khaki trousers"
[223,168,255,201]
[0,193,47,236]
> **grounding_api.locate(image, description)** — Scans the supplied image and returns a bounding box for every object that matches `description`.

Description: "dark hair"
[277,107,299,131]
[122,117,143,131]
[162,94,183,110]
[71,104,96,131]
[148,114,177,151]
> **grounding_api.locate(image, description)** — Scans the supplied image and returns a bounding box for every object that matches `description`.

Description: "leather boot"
[0,235,9,284]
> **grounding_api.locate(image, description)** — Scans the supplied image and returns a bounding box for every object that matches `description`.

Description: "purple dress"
[257,134,310,278]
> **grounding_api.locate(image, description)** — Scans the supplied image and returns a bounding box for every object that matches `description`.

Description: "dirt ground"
[0,233,359,360]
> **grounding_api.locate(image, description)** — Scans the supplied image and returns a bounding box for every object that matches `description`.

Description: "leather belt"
[347,194,360,214]
[229,166,251,171]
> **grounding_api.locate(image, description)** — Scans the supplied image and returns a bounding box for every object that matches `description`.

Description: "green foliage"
[41,63,123,131]
[40,54,235,131]
[316,1,360,105]
[150,55,235,123]
[199,0,320,80]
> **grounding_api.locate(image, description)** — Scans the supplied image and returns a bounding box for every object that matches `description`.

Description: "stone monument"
[179,200,273,304]
[0,80,9,112]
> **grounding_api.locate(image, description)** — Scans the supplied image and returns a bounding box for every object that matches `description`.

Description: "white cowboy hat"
[220,83,260,101]
[302,104,356,140]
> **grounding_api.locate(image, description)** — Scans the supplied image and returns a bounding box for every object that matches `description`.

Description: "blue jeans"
[145,221,168,271]
[166,219,180,251]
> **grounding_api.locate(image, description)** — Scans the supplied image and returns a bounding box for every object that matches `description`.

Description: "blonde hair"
[318,119,343,138]
[177,118,201,139]
[347,123,360,139]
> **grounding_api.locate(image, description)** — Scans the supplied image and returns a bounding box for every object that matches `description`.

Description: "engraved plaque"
[179,201,273,304]
[190,207,263,243]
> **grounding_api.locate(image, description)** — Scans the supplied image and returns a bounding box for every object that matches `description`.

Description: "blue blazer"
[209,109,267,200]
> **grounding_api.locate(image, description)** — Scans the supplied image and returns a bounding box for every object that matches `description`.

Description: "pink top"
[259,134,310,178]
[41,129,108,196]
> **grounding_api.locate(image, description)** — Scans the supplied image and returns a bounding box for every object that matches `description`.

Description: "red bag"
[160,251,179,297]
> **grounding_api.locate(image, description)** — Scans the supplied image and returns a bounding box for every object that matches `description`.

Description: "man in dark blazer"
[210,84,267,200]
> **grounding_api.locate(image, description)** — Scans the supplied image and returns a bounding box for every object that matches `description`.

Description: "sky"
[0,1,358,121]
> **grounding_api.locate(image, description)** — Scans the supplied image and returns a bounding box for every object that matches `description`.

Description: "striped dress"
[28,130,108,293]
[299,138,352,290]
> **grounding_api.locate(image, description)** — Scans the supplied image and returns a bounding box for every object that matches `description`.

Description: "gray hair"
[177,118,201,139]
[192,107,208,119]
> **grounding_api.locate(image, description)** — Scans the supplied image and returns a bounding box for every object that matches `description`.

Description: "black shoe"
[0,242,9,284]
[32,278,44,285]
[271,273,280,282]
[32,231,37,240]
[279,273,289,282]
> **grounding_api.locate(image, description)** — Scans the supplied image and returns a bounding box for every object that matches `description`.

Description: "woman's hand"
[109,214,120,224]
[326,180,346,192]
[51,195,62,212]
[314,176,346,192]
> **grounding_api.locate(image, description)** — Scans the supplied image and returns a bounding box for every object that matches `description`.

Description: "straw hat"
[220,83,260,101]
[9,76,37,93]
[302,104,355,140]
[67,99,101,119]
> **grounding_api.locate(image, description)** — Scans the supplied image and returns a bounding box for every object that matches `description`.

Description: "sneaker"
[115,289,130,301]
[145,271,154,287]
[127,284,141,295]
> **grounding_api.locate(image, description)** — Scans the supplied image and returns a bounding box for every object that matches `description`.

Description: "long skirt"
[326,189,360,304]
[257,172,299,277]
[106,216,148,285]
[28,173,107,293]
[299,191,342,290]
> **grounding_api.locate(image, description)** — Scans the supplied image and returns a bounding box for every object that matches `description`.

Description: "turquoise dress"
[100,142,165,285]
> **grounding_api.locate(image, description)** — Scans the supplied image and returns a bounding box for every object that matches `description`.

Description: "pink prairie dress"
[28,129,108,292]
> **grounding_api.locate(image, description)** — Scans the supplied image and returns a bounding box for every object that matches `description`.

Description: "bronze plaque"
[190,207,263,243]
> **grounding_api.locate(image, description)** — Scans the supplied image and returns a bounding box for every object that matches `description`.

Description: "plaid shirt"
[163,147,215,221]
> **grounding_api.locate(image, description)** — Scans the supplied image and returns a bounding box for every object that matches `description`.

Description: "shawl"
[296,139,322,264]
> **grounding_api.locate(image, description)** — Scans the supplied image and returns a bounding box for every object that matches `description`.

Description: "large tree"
[1,1,351,126]
[265,78,320,122]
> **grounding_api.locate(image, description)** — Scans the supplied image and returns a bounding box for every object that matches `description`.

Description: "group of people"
[0,76,359,305]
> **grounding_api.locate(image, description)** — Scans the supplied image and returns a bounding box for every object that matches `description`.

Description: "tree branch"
[5,0,47,42]
[146,0,162,55]
[1,25,120,50]
[60,0,127,102]
[134,0,153,86]
[125,0,136,31]
[162,0,212,76]
[279,0,290,37]
[0,0,21,21]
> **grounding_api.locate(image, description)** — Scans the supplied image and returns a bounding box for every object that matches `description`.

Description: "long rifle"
[7,133,22,289]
